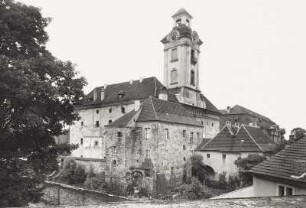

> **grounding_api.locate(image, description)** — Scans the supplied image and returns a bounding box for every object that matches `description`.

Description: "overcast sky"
[19,0,306,137]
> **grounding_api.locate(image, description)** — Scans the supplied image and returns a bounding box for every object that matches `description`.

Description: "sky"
[19,0,306,138]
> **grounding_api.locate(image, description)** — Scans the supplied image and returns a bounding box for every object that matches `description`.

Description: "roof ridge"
[149,97,159,120]
[241,124,263,152]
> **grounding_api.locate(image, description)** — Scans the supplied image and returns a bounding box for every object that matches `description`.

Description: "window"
[81,121,84,126]
[190,132,194,144]
[96,109,99,114]
[145,169,150,177]
[112,160,117,166]
[170,69,178,84]
[80,138,83,145]
[286,187,293,196]
[146,150,150,158]
[191,49,197,65]
[112,146,116,152]
[183,157,186,162]
[207,154,210,158]
[183,145,186,150]
[171,48,178,61]
[171,167,174,175]
[278,185,285,196]
[222,153,226,159]
[109,108,112,113]
[121,106,125,114]
[108,120,112,124]
[117,132,122,138]
[95,121,99,127]
[190,70,195,86]
[212,122,214,127]
[183,130,186,138]
[164,128,169,140]
[176,18,181,26]
[186,19,190,23]
[145,128,151,139]
[197,132,200,139]
[278,185,294,196]
[94,141,99,146]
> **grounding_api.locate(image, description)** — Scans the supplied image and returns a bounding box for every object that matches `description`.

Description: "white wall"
[253,176,306,197]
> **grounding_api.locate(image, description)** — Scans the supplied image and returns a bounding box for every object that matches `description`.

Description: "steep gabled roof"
[220,105,274,124]
[106,110,138,128]
[80,77,163,108]
[195,138,212,151]
[250,137,306,185]
[137,97,202,126]
[197,125,277,153]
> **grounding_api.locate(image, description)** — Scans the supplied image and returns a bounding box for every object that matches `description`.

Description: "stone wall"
[42,181,128,206]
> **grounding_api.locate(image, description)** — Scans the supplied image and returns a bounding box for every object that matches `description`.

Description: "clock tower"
[161,8,205,108]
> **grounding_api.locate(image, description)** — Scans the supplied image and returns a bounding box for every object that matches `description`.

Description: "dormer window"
[118,91,125,99]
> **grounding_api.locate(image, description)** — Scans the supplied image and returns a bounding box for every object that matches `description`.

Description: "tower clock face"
[170,30,180,40]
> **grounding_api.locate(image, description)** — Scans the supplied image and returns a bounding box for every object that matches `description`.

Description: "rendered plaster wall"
[199,151,263,178]
[70,103,135,158]
[253,176,306,197]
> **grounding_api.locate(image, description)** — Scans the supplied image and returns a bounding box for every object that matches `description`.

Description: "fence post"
[57,183,60,205]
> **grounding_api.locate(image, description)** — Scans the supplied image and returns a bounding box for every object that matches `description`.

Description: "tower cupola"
[172,8,193,27]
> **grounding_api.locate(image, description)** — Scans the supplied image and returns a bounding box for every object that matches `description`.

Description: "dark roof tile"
[250,137,306,184]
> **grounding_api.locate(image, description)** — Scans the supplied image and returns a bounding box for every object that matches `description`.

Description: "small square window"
[145,128,151,139]
[183,145,186,150]
[95,121,100,127]
[222,153,226,159]
[94,141,99,146]
[108,120,112,124]
[145,169,150,177]
[96,109,99,114]
[278,185,285,196]
[183,130,186,137]
[109,108,112,113]
[121,107,125,114]
[286,187,293,196]
[207,154,210,158]
[117,132,122,137]
[80,138,83,145]
[81,121,84,126]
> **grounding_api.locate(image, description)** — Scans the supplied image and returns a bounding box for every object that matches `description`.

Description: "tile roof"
[80,77,163,108]
[197,125,277,153]
[137,97,202,126]
[220,105,275,124]
[106,110,138,128]
[250,136,306,185]
[195,138,211,151]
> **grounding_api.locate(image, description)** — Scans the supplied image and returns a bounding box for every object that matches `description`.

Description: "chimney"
[158,92,168,101]
[134,100,140,111]
[226,106,231,113]
[101,87,105,101]
[93,89,97,101]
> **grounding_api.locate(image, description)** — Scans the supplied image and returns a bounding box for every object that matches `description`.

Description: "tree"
[288,127,306,144]
[0,1,86,206]
[235,154,266,186]
[184,154,213,184]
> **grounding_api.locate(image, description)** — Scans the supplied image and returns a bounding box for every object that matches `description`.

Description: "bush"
[175,177,212,200]
[59,159,86,185]
[218,172,227,189]
[84,174,107,191]
[228,175,240,191]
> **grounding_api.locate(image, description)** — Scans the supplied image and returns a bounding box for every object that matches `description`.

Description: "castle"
[68,8,220,191]
[68,8,283,193]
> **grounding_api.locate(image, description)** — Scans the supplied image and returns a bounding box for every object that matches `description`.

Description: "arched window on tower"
[176,19,181,26]
[190,70,195,86]
[170,69,178,84]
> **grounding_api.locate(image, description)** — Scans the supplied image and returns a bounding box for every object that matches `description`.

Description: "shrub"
[59,158,86,185]
[84,174,107,191]
[218,172,227,189]
[228,175,240,191]
[175,177,212,200]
